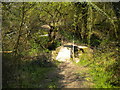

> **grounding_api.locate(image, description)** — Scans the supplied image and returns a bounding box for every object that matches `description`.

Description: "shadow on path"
[39,61,93,88]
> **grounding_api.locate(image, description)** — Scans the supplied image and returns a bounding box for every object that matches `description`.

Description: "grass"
[47,77,59,88]
[75,47,119,88]
[8,61,55,88]
[3,41,119,88]
[2,53,57,88]
[18,66,54,88]
[3,56,63,88]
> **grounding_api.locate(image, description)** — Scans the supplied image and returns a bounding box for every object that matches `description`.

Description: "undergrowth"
[76,42,120,88]
[2,53,56,88]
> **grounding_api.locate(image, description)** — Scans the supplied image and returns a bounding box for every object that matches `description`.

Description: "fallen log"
[0,51,13,53]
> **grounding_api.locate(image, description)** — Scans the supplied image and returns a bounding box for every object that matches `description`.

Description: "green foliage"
[48,84,57,88]
[90,34,102,47]
[17,64,54,88]
[2,2,120,88]
[2,53,56,88]
[52,60,62,66]
[2,53,22,88]
[52,40,61,49]
[77,43,119,88]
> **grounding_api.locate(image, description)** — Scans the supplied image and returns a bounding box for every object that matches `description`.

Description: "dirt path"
[39,61,93,88]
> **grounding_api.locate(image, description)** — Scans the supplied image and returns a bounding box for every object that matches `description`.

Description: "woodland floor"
[39,61,94,88]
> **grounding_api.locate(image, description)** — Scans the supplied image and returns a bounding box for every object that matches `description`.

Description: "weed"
[76,46,119,88]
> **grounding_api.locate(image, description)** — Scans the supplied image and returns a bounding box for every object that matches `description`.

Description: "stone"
[56,47,71,62]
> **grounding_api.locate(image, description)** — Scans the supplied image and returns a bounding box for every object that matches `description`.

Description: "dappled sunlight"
[39,61,93,88]
[2,2,120,88]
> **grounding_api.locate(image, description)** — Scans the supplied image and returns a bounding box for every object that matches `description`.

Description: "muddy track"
[39,61,93,88]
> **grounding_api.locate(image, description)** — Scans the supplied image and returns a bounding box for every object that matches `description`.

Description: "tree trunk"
[14,2,25,55]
